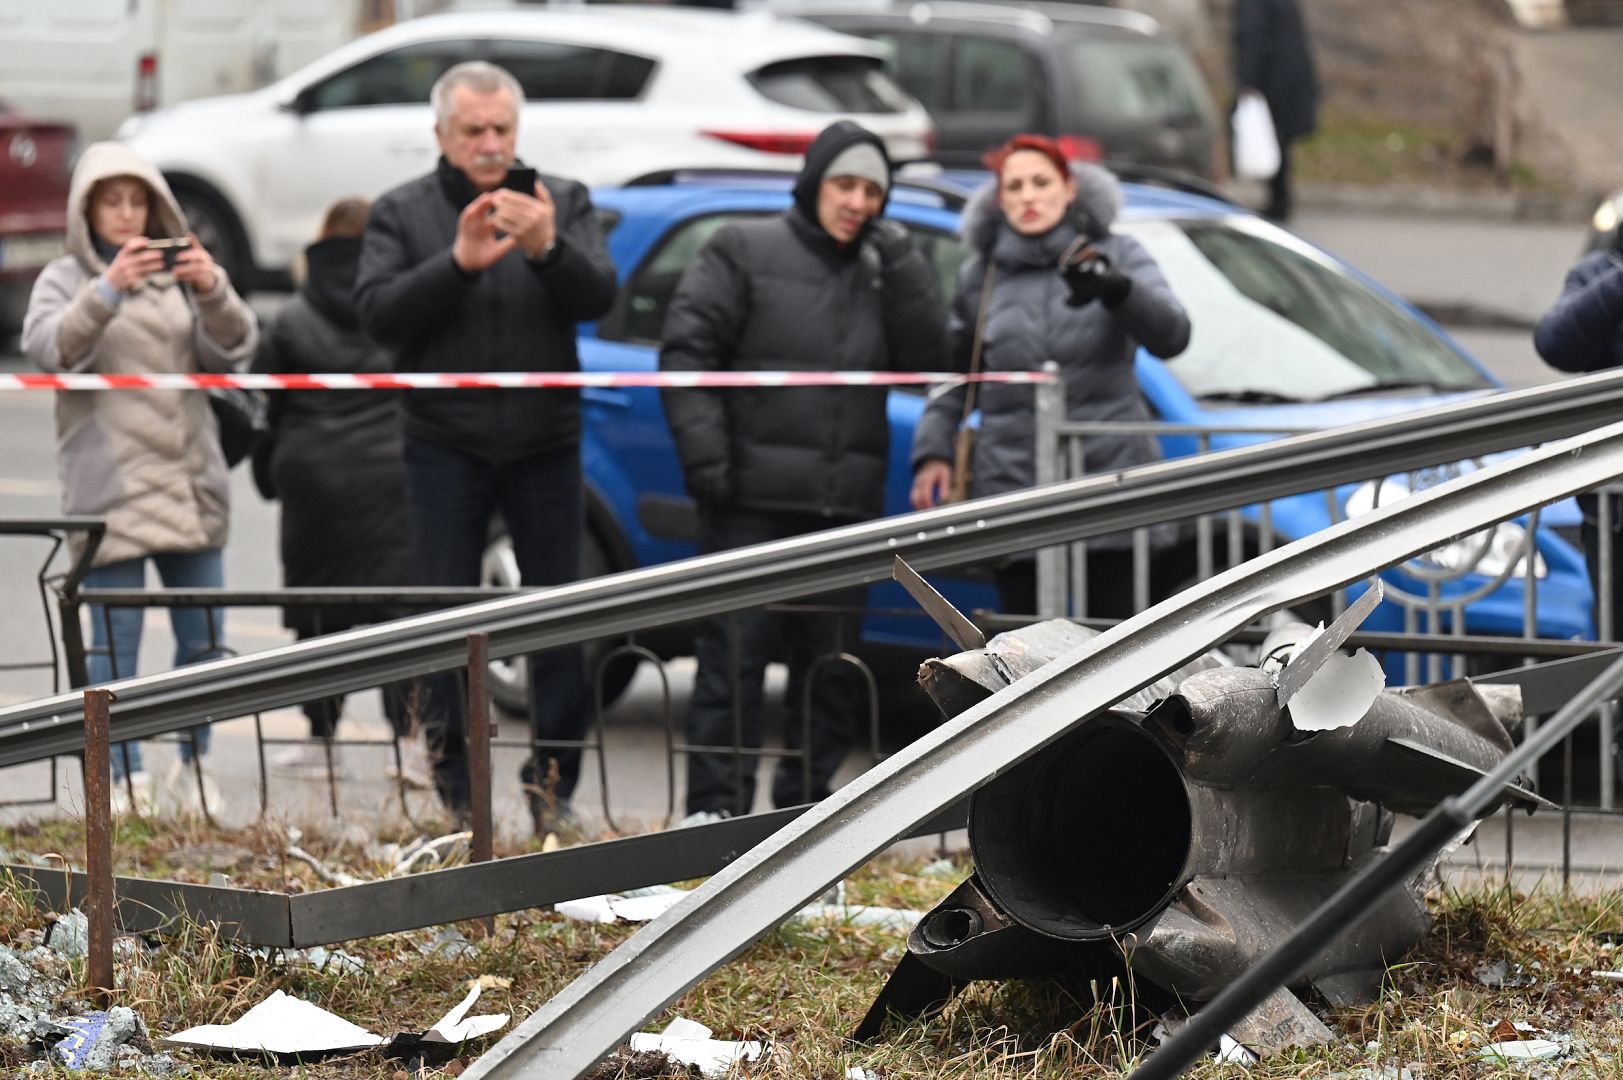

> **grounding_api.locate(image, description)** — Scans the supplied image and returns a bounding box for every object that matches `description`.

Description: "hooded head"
[791,120,894,246]
[66,142,188,275]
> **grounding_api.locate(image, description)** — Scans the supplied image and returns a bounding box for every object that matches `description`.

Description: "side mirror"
[281,87,318,116]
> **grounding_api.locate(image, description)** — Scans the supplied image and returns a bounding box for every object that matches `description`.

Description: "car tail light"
[1056,135,1103,163]
[701,130,818,155]
[135,53,158,112]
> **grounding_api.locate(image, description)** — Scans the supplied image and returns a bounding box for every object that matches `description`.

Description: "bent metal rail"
[5,368,1623,766]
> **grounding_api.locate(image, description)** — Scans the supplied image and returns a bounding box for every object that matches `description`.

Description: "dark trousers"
[297,624,414,741]
[1583,512,1623,640]
[995,548,1142,622]
[685,509,865,816]
[1265,134,1296,223]
[403,436,588,811]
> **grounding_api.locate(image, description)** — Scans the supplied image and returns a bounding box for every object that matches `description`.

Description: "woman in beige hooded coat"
[22,142,256,814]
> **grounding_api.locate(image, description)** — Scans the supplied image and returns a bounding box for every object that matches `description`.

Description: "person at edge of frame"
[908,134,1191,621]
[1233,0,1320,223]
[1534,225,1623,641]
[659,120,949,822]
[22,141,258,817]
[354,60,618,835]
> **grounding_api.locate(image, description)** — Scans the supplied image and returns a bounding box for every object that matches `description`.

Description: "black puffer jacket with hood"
[911,164,1189,546]
[658,121,947,522]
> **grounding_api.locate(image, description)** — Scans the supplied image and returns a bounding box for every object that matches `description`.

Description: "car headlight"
[1344,478,1546,580]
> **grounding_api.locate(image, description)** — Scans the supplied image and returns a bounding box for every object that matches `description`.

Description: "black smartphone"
[501,165,538,195]
[147,237,192,269]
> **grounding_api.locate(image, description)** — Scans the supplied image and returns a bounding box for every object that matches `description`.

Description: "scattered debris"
[918,858,958,880]
[421,927,479,960]
[45,1007,146,1070]
[245,944,367,975]
[1479,1039,1564,1061]
[626,1017,763,1078]
[44,910,89,959]
[557,886,688,925]
[162,989,383,1057]
[1475,959,1535,988]
[386,978,512,1067]
[846,1067,881,1080]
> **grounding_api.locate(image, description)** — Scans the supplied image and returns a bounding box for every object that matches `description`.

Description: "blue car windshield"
[1118,216,1492,402]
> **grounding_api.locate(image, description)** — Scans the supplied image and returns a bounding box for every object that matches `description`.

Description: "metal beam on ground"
[460,418,1623,1080]
[5,370,1623,766]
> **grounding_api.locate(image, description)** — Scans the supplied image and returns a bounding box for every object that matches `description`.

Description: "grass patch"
[3,820,1623,1077]
[1295,113,1551,193]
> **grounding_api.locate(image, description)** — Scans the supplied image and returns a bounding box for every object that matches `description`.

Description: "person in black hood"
[252,197,426,787]
[659,120,948,821]
[355,61,617,831]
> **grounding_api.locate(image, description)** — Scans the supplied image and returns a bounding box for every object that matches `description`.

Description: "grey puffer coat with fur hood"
[910,164,1189,544]
[22,142,257,567]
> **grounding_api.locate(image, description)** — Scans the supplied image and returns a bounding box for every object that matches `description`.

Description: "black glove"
[1060,245,1132,308]
[866,218,914,266]
[686,462,733,513]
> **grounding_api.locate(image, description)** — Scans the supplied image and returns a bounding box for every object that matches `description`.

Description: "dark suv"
[784,1,1220,177]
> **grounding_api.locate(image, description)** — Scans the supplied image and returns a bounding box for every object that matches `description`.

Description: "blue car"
[482,170,1592,709]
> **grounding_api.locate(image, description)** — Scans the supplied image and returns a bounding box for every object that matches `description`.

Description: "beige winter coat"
[21,142,256,567]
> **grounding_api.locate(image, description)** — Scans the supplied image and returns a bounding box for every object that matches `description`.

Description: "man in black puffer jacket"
[355,61,617,828]
[660,120,948,819]
[1535,234,1623,640]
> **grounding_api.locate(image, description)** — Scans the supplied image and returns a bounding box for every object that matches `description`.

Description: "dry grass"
[3,819,1623,1078]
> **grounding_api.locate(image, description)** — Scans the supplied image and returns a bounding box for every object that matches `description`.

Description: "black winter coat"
[354,157,617,463]
[253,236,415,635]
[1534,250,1623,374]
[659,127,947,522]
[1233,0,1320,141]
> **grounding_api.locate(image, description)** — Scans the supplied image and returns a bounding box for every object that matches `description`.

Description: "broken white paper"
[1288,645,1385,732]
[557,888,690,924]
[1479,1039,1563,1061]
[162,990,383,1055]
[627,1017,763,1078]
[424,980,510,1044]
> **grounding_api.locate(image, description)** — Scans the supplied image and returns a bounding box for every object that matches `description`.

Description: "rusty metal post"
[466,634,495,937]
[81,688,116,1008]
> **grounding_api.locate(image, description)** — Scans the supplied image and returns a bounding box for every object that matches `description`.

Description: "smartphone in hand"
[501,166,538,195]
[146,237,192,269]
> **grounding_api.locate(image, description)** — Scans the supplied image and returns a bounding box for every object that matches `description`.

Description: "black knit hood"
[790,121,894,223]
[300,236,364,332]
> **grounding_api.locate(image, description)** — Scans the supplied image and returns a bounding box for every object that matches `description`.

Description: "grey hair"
[431,61,523,131]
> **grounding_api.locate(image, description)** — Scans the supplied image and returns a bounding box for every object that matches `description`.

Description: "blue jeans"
[84,549,224,779]
[403,437,588,810]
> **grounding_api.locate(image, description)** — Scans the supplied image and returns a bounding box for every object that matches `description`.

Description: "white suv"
[116,6,934,286]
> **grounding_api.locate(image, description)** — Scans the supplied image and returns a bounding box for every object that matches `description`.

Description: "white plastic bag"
[1231,90,1281,181]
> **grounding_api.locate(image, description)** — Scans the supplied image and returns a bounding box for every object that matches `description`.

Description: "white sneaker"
[108,771,154,817]
[271,741,345,778]
[677,809,731,829]
[386,737,433,791]
[168,763,223,818]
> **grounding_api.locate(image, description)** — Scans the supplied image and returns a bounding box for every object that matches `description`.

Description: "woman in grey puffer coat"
[910,135,1190,618]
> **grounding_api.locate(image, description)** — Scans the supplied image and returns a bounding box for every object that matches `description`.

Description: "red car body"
[0,101,77,336]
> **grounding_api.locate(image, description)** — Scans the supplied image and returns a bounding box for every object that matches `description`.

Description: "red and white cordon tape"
[0,370,1056,391]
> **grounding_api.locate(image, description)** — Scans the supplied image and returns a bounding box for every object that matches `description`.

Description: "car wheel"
[479,524,641,715]
[169,180,252,290]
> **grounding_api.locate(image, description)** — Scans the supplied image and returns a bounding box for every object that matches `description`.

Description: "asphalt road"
[0,207,1596,837]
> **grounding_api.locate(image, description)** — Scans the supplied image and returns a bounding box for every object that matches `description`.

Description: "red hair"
[983,134,1069,180]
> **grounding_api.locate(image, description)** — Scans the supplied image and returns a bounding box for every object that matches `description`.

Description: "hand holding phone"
[146,237,193,271]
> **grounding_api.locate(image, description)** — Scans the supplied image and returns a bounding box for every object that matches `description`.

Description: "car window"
[1118,217,1490,402]
[614,213,745,345]
[1062,35,1206,125]
[863,31,949,113]
[489,40,655,101]
[747,57,912,114]
[305,42,473,110]
[950,38,1038,121]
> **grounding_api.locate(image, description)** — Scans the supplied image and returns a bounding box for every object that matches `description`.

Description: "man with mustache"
[356,61,617,832]
[658,120,947,821]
